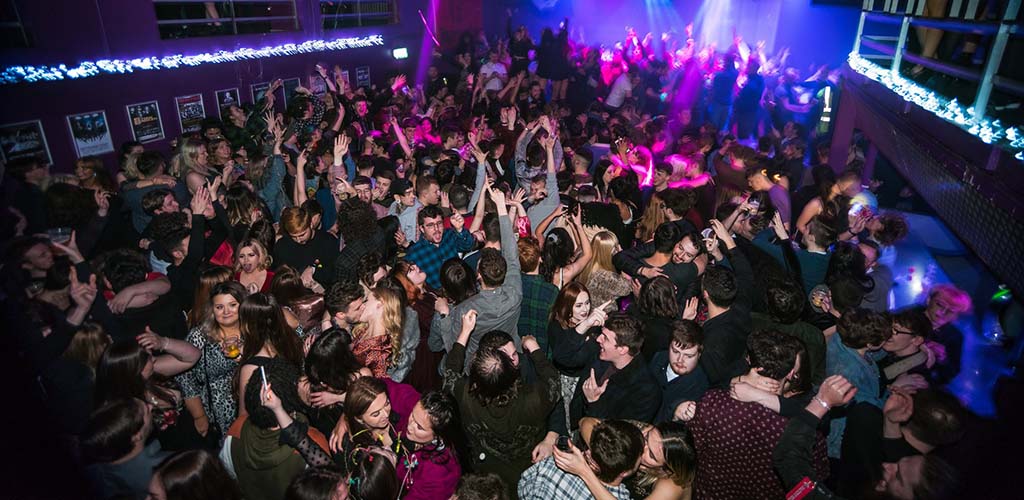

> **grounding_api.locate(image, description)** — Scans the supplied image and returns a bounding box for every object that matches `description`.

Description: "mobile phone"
[556,435,571,452]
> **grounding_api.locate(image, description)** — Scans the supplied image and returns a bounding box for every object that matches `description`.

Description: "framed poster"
[66,110,114,157]
[0,120,52,165]
[125,101,165,143]
[309,73,327,98]
[175,94,206,134]
[283,77,302,105]
[215,88,240,119]
[251,82,271,104]
[355,66,371,88]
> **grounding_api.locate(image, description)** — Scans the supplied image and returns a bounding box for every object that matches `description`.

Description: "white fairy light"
[1,35,384,85]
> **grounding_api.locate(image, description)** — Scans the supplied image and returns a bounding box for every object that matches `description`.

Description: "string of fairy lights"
[847,53,1023,162]
[0,35,384,86]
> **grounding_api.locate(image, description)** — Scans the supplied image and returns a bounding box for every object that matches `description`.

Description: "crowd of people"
[3,14,981,500]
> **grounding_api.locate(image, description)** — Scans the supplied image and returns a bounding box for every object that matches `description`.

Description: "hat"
[390,178,413,198]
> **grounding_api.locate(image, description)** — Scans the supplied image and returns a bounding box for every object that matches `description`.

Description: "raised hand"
[582,368,609,403]
[94,190,111,217]
[136,326,166,353]
[69,267,98,309]
[709,219,735,249]
[450,211,465,232]
[334,134,351,158]
[682,297,699,320]
[261,383,283,411]
[460,309,478,336]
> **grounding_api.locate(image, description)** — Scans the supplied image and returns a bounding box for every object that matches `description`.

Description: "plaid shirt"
[405,228,475,290]
[519,274,558,353]
[518,457,632,500]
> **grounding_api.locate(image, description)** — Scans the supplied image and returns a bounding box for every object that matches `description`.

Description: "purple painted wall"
[0,0,430,171]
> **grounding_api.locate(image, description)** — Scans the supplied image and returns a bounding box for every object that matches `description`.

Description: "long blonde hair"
[637,191,667,242]
[577,231,620,286]
[173,138,207,178]
[359,286,404,367]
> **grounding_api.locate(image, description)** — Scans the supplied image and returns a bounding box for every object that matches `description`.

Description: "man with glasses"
[405,205,474,291]
[877,308,932,388]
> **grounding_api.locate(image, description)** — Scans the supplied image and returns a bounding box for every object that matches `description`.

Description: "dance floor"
[888,212,1011,417]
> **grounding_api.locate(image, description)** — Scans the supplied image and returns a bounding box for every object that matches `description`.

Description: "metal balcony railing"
[852,0,1022,128]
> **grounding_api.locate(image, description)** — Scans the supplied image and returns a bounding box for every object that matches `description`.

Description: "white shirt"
[480,62,508,92]
[605,73,634,108]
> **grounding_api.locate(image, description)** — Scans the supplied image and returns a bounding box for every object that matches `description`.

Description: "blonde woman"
[636,191,667,243]
[577,231,633,307]
[174,138,218,194]
[234,238,275,294]
[350,286,404,378]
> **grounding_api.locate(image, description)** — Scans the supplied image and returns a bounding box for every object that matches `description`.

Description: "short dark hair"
[449,185,470,211]
[468,344,520,407]
[137,151,165,177]
[604,312,644,356]
[352,175,373,188]
[417,205,444,226]
[702,265,737,308]
[142,188,174,216]
[670,320,703,350]
[765,280,806,324]
[80,398,146,463]
[914,455,963,500]
[746,329,804,380]
[481,212,501,244]
[98,249,150,292]
[806,216,836,247]
[416,175,439,196]
[891,307,931,338]
[245,357,302,429]
[906,389,966,447]
[477,248,507,287]
[874,212,909,246]
[590,420,644,483]
[285,467,346,500]
[325,280,365,316]
[454,473,509,500]
[5,157,41,182]
[836,308,891,349]
[661,188,696,217]
[653,222,684,254]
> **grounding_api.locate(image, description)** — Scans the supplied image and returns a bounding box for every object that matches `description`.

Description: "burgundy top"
[689,389,829,500]
[233,270,274,293]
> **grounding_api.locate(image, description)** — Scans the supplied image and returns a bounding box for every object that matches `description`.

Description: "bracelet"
[812,396,830,410]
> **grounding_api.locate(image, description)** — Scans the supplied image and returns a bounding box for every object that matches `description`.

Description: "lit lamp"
[392,47,409,60]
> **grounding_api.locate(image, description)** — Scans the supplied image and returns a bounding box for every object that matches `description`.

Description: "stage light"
[848,53,1022,161]
[392,47,409,60]
[0,35,385,85]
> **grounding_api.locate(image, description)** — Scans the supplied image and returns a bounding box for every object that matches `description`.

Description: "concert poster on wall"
[215,88,240,119]
[356,66,371,88]
[175,94,206,134]
[125,101,165,143]
[251,82,272,105]
[0,120,52,165]
[309,73,327,97]
[283,78,302,105]
[66,110,115,157]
